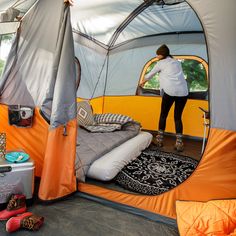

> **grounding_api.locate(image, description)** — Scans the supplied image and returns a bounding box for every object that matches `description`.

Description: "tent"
[0,0,235,223]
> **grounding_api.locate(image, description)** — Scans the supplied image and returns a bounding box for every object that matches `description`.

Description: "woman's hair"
[156,44,172,59]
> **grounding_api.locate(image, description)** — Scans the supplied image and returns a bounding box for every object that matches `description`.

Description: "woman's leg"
[158,92,175,131]
[156,93,174,147]
[174,96,188,151]
[174,96,188,134]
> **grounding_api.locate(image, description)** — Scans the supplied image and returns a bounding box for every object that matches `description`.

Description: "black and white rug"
[115,149,198,195]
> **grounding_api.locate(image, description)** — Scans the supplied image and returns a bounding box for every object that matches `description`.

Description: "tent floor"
[86,134,202,194]
[150,132,203,161]
[0,193,179,236]
[0,135,201,235]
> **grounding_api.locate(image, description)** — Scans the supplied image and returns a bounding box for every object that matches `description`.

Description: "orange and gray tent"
[0,0,236,224]
[0,0,77,200]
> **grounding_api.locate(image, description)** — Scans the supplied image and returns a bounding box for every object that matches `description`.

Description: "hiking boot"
[6,212,44,233]
[156,130,164,147]
[175,134,184,152]
[0,194,27,220]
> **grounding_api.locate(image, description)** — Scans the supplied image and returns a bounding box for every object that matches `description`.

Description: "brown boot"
[6,212,44,233]
[0,194,27,220]
[156,130,164,147]
[175,134,184,152]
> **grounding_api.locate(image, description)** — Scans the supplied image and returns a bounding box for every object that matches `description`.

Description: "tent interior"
[0,0,210,218]
[0,0,236,231]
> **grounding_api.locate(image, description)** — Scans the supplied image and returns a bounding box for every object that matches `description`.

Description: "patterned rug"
[115,148,198,195]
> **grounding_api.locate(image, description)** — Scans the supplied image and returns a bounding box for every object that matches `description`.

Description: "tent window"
[0,33,14,77]
[138,56,208,100]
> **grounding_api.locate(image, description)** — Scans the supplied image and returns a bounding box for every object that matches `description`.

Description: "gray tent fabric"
[71,0,197,47]
[188,0,236,131]
[73,0,207,99]
[41,6,76,127]
[0,0,76,128]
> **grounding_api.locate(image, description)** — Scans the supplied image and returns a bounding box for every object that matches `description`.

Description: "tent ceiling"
[71,0,142,46]
[0,0,203,46]
[114,2,202,46]
[71,0,202,47]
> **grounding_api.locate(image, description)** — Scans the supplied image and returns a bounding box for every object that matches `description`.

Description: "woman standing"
[140,44,188,151]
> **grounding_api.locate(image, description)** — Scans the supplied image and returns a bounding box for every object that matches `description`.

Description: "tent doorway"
[75,0,209,200]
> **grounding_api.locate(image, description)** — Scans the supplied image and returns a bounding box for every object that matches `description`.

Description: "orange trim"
[78,128,236,219]
[78,182,177,219]
[39,119,77,201]
[0,105,48,176]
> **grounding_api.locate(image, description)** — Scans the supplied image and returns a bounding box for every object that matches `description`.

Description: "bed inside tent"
[0,0,236,229]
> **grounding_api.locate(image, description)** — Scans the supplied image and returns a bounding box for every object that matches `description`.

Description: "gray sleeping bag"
[75,122,140,182]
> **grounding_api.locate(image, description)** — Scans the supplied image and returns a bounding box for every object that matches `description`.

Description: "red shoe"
[0,194,27,220]
[6,212,44,233]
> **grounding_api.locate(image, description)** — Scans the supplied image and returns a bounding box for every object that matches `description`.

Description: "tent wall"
[102,96,208,137]
[75,34,207,99]
[0,105,48,177]
[0,0,77,201]
[106,43,207,96]
[75,42,108,99]
[75,33,208,137]
[78,96,208,137]
[190,0,236,131]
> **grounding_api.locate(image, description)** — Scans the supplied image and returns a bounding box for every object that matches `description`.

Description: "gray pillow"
[94,113,132,125]
[83,124,122,133]
[77,101,95,127]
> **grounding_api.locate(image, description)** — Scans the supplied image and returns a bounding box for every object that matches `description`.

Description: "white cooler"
[0,158,35,205]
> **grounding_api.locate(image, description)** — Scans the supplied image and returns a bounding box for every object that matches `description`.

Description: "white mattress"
[87,131,153,181]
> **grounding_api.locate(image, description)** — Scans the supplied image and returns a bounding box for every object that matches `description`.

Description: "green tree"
[0,33,14,78]
[0,59,4,76]
[144,62,160,89]
[181,59,207,92]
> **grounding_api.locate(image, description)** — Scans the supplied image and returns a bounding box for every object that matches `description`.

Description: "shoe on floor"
[6,212,44,233]
[0,194,27,220]
[175,134,184,152]
[156,130,164,147]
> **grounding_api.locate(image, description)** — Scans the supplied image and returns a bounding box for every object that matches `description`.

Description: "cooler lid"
[0,158,34,171]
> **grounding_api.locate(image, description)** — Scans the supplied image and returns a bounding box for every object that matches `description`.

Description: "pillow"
[176,199,236,236]
[94,113,132,125]
[77,101,95,127]
[83,124,121,133]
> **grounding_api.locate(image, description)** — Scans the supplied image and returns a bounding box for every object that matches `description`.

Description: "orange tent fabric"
[78,128,236,219]
[176,199,236,236]
[39,119,77,201]
[0,105,48,177]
